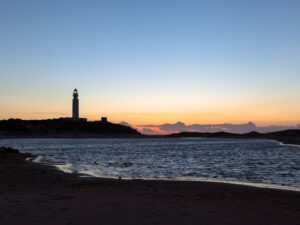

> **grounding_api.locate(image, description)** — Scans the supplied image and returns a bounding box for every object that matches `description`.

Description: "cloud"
[160,122,187,132]
[157,121,258,133]
[140,128,158,135]
[187,122,258,133]
[134,121,300,134]
[119,121,133,127]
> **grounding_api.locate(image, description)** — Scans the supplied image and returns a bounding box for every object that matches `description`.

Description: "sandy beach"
[0,148,299,225]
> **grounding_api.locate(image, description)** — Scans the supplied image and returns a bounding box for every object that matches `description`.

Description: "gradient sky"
[0,0,300,125]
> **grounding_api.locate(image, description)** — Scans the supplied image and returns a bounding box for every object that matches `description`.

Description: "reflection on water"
[1,138,300,188]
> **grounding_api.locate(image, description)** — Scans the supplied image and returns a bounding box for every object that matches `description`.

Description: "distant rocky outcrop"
[0,119,141,138]
[168,130,300,145]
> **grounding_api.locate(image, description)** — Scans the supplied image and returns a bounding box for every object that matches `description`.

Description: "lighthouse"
[72,89,79,120]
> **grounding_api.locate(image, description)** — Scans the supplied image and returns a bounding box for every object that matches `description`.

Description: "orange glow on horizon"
[1,94,299,127]
[1,110,298,127]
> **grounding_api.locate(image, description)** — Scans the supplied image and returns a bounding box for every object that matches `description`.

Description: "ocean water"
[1,138,300,188]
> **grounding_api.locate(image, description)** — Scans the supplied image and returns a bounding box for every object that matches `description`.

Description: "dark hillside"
[168,130,300,145]
[0,119,140,138]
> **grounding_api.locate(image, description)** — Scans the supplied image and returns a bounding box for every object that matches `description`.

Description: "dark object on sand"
[0,146,20,154]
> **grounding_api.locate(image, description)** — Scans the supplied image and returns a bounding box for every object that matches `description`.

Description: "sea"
[1,138,300,190]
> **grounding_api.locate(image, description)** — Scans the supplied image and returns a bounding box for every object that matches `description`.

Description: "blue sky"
[0,0,299,125]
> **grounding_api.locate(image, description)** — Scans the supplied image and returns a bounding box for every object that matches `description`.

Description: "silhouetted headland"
[0,118,140,138]
[0,89,143,138]
[1,119,300,145]
[168,129,300,145]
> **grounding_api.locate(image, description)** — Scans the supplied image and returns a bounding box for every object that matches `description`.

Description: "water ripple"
[1,138,300,188]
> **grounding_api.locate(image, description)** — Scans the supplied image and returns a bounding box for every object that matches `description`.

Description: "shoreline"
[1,147,300,225]
[3,147,300,193]
[277,140,300,148]
[2,139,300,193]
[53,163,300,193]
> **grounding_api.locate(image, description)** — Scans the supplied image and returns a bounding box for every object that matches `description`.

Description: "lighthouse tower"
[72,89,79,120]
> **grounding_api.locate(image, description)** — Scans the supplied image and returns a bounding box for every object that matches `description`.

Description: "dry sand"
[0,149,299,225]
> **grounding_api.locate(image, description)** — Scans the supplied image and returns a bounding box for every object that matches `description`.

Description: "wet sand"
[0,148,300,225]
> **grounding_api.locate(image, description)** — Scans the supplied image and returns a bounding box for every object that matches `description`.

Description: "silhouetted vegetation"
[0,119,140,137]
[168,130,300,145]
[0,119,299,144]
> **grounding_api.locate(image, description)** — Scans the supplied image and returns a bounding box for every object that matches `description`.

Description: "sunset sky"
[1,0,300,127]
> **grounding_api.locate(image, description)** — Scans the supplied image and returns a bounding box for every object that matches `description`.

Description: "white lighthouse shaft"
[72,89,79,119]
